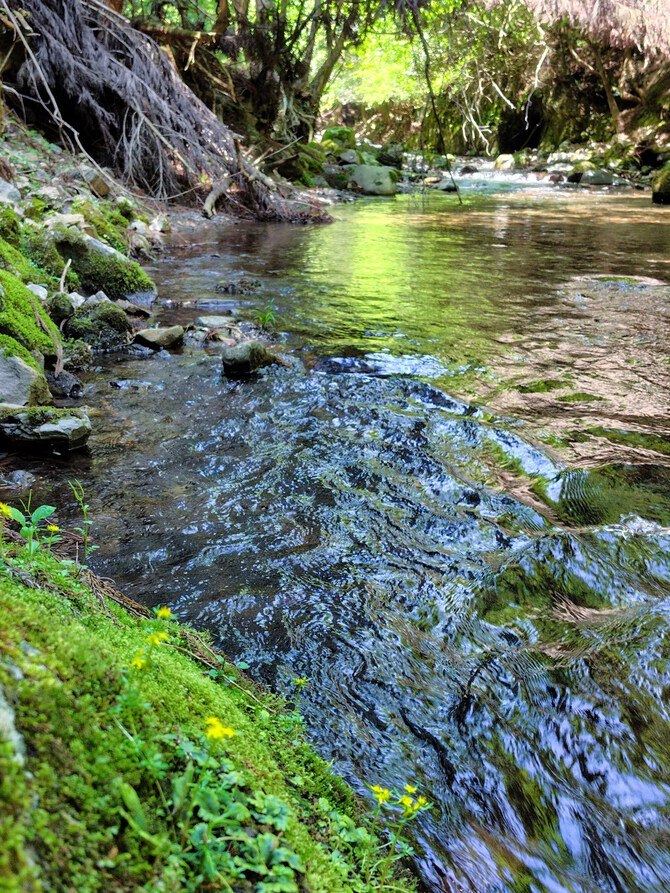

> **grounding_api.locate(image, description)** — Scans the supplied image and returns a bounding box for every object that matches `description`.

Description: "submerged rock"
[134,325,184,350]
[45,370,82,399]
[221,340,278,378]
[0,406,91,451]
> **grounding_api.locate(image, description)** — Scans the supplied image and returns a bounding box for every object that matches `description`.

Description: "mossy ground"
[0,269,61,357]
[0,539,415,893]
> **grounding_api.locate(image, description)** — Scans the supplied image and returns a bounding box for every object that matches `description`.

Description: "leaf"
[31,505,56,523]
[118,782,148,832]
[8,507,26,525]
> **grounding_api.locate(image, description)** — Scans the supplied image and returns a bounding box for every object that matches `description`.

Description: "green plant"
[68,479,97,562]
[256,301,276,332]
[0,498,59,556]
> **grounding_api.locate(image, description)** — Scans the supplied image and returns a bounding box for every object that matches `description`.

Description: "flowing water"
[10,186,670,892]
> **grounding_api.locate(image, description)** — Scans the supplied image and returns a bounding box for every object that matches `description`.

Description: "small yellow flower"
[399,794,415,814]
[416,796,427,808]
[145,631,169,646]
[370,784,390,804]
[404,784,417,794]
[46,524,60,533]
[156,606,172,619]
[0,503,11,518]
[205,716,236,741]
[131,651,147,670]
[292,677,310,688]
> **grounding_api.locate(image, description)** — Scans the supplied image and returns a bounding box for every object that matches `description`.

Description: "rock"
[68,292,87,310]
[0,352,53,406]
[0,684,25,764]
[460,165,479,174]
[115,299,152,318]
[580,168,614,186]
[84,289,111,305]
[321,125,356,150]
[652,163,670,205]
[26,283,49,302]
[134,325,184,350]
[78,166,110,198]
[338,149,360,165]
[149,214,171,234]
[221,340,278,378]
[45,370,82,399]
[45,212,96,236]
[0,179,21,205]
[33,186,64,209]
[215,277,261,295]
[65,300,132,351]
[346,165,397,196]
[494,154,516,171]
[46,292,75,325]
[195,315,235,329]
[432,178,458,192]
[0,407,91,451]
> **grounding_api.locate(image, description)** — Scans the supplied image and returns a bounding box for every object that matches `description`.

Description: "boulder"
[0,407,91,451]
[26,283,49,302]
[346,165,397,196]
[65,300,132,351]
[77,165,111,198]
[494,154,516,171]
[195,315,234,328]
[134,325,184,350]
[221,340,278,378]
[652,163,670,205]
[0,352,52,406]
[460,165,479,174]
[378,143,404,169]
[432,178,458,192]
[338,149,360,165]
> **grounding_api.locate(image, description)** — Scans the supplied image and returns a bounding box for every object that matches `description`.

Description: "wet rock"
[338,149,360,165]
[0,352,52,406]
[494,154,516,171]
[347,165,397,196]
[115,298,152,318]
[460,165,479,174]
[432,178,458,192]
[150,213,171,234]
[0,179,21,205]
[378,143,404,169]
[221,340,278,378]
[215,277,261,295]
[134,325,184,350]
[45,370,82,399]
[0,407,91,451]
[652,163,670,205]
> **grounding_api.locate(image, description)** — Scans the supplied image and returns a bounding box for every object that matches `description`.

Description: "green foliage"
[256,302,276,332]
[0,236,46,283]
[0,269,62,356]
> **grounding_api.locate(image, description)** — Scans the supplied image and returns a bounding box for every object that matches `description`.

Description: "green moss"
[652,162,670,205]
[70,199,127,253]
[516,379,567,394]
[0,550,415,893]
[49,228,155,299]
[556,392,605,403]
[20,230,80,290]
[0,335,40,371]
[0,236,45,283]
[0,270,62,357]
[321,126,356,151]
[0,208,20,247]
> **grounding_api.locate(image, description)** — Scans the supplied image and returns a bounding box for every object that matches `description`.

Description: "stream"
[9,185,670,892]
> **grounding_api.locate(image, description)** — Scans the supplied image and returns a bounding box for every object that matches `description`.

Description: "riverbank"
[0,510,419,892]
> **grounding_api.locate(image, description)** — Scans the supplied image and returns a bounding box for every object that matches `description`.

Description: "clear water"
[12,187,670,892]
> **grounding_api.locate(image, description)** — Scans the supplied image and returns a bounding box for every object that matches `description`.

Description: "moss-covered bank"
[0,537,416,893]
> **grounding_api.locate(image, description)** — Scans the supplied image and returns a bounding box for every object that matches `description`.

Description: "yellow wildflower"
[205,716,236,741]
[131,651,147,670]
[146,631,169,646]
[416,796,427,808]
[0,503,11,518]
[370,785,390,804]
[156,606,172,619]
[292,677,310,688]
[399,795,415,814]
[404,784,417,794]
[46,524,60,533]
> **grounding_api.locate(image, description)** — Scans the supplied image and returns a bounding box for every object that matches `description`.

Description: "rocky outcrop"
[0,351,52,406]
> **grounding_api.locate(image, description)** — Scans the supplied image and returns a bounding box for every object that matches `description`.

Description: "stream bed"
[9,186,670,892]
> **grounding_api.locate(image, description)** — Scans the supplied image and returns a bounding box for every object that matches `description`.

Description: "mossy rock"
[70,199,127,253]
[0,334,40,372]
[0,236,46,284]
[0,270,62,357]
[46,292,75,326]
[0,405,90,450]
[27,227,155,300]
[65,300,132,351]
[0,208,20,247]
[652,162,670,205]
[20,230,79,289]
[321,125,356,151]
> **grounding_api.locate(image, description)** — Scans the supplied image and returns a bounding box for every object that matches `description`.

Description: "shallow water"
[13,186,670,892]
